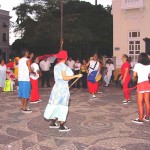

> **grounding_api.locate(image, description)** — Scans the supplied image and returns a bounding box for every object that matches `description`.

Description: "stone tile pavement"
[0,85,150,150]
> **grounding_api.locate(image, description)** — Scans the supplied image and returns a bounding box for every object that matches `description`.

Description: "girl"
[30,56,42,103]
[86,54,100,99]
[132,53,150,124]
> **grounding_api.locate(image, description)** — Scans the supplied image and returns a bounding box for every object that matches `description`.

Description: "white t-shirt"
[74,62,81,71]
[133,63,150,83]
[88,60,99,74]
[18,57,30,81]
[106,63,114,76]
[40,60,51,71]
[66,60,75,70]
[30,63,40,80]
[0,65,6,72]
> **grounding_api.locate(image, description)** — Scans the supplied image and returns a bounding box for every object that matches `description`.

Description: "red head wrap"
[55,50,68,59]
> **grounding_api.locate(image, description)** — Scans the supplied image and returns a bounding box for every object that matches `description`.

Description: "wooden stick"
[69,77,80,89]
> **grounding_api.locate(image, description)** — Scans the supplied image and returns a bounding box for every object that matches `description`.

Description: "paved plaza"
[0,85,150,150]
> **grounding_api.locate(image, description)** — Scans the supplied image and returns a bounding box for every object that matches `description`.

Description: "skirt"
[87,81,98,93]
[137,81,150,93]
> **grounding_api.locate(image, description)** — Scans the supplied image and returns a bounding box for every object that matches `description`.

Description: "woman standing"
[132,53,150,124]
[119,54,131,104]
[81,59,87,89]
[29,52,34,65]
[14,57,20,78]
[30,56,42,103]
[0,59,6,93]
[44,50,82,132]
[86,54,100,99]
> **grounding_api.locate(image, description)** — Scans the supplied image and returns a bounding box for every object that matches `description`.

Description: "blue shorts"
[18,81,31,99]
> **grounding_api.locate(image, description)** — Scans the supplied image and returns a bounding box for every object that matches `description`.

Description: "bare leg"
[144,92,150,119]
[49,119,57,126]
[137,92,144,121]
[21,98,27,110]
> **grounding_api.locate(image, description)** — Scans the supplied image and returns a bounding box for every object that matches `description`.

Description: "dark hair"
[123,54,129,62]
[0,59,4,64]
[32,55,38,62]
[30,52,34,55]
[106,59,112,64]
[138,53,150,65]
[21,49,29,57]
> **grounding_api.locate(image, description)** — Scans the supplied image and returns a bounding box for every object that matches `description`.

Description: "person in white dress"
[104,59,114,87]
[0,59,6,93]
[44,50,82,132]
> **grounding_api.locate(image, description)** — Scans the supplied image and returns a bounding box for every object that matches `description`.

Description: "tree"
[12,0,113,58]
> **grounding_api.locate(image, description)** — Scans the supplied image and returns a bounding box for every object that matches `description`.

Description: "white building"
[0,9,10,60]
[112,0,150,68]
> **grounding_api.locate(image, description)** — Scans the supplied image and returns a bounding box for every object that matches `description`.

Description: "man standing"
[40,56,51,87]
[18,50,32,113]
[66,57,75,87]
[66,57,75,72]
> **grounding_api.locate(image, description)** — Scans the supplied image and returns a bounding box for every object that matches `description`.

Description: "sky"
[0,0,112,44]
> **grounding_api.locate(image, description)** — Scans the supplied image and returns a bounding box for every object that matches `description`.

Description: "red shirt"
[121,61,130,77]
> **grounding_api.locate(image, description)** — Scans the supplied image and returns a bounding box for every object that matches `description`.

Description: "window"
[128,31,140,65]
[2,33,7,42]
[129,31,140,38]
[3,22,7,28]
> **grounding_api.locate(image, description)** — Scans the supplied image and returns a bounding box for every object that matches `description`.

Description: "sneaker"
[59,126,71,132]
[49,123,59,129]
[143,116,150,122]
[123,100,128,104]
[104,85,108,87]
[90,95,97,100]
[127,100,131,103]
[30,101,39,104]
[38,99,42,103]
[93,95,96,98]
[97,91,103,94]
[132,118,143,124]
[21,109,32,114]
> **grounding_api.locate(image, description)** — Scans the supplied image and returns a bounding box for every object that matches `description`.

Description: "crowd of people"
[0,50,150,131]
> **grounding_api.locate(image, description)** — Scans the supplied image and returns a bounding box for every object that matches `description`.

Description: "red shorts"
[137,81,150,93]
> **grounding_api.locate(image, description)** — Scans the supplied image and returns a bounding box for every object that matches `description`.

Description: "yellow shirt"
[14,65,18,77]
[81,65,86,72]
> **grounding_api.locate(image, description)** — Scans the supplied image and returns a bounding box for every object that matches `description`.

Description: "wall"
[112,0,150,68]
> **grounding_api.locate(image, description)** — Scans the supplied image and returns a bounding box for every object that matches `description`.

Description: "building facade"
[0,9,10,60]
[112,0,150,67]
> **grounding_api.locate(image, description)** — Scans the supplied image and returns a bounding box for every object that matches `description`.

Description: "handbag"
[87,62,100,83]
[128,77,138,88]
[87,70,98,83]
[3,80,11,92]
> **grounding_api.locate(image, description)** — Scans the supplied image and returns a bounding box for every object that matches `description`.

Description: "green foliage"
[12,0,113,59]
